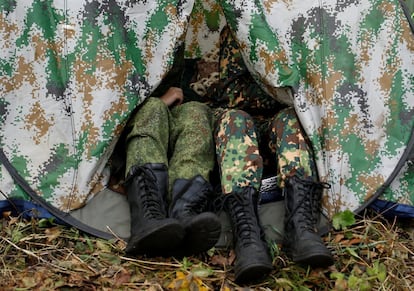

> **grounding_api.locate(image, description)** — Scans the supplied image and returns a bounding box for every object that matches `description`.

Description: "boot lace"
[222,191,259,248]
[127,166,166,220]
[286,178,330,232]
[182,186,212,217]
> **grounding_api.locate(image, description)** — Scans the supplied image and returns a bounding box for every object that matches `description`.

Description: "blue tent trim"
[0,199,66,225]
[369,199,414,219]
[2,197,414,228]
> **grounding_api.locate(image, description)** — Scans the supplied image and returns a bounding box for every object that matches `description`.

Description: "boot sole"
[126,219,184,256]
[284,243,334,268]
[175,213,222,257]
[293,251,334,268]
[283,236,334,268]
[235,261,273,284]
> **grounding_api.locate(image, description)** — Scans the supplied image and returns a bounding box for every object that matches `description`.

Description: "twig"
[1,236,69,273]
[119,255,182,268]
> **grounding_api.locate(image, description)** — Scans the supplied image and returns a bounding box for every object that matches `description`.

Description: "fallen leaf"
[45,227,62,242]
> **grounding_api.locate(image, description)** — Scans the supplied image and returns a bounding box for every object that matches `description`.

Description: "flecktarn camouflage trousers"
[214,107,317,194]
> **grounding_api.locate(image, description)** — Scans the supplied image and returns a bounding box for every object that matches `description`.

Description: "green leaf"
[330,272,345,280]
[85,236,94,251]
[368,261,387,282]
[99,252,121,264]
[37,217,55,228]
[275,277,296,288]
[11,229,24,243]
[96,240,111,252]
[181,257,193,269]
[345,247,360,259]
[360,280,372,291]
[377,263,387,282]
[332,210,356,230]
[192,266,213,278]
[348,274,359,289]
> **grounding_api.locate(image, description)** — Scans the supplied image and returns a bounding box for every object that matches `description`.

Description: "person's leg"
[124,97,184,256]
[268,107,333,267]
[168,101,215,189]
[215,109,263,194]
[168,101,221,256]
[215,109,272,284]
[125,97,170,175]
[268,107,317,185]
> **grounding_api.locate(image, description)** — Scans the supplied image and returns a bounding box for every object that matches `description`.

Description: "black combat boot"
[224,187,273,284]
[170,175,221,256]
[283,174,333,267]
[125,163,184,256]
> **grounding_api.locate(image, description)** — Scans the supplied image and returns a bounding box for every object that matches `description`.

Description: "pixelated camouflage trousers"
[214,107,317,194]
[125,97,215,195]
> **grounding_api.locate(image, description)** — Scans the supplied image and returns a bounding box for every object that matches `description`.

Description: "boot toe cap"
[234,244,273,284]
[288,238,334,267]
[234,259,273,284]
[126,218,185,256]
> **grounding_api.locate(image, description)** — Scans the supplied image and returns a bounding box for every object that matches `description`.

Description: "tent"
[1,0,413,242]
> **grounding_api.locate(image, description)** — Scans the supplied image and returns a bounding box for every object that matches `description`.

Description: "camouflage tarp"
[0,0,413,231]
[0,0,195,211]
[219,0,414,217]
[184,0,226,59]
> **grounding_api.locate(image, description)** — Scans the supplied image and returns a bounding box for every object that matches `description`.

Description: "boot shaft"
[284,175,329,230]
[224,188,273,283]
[124,163,187,256]
[170,175,215,219]
[126,163,169,222]
[168,175,222,257]
[283,174,333,267]
[224,188,264,248]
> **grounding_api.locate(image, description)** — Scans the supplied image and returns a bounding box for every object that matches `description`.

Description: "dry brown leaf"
[334,233,345,243]
[45,226,62,242]
[209,254,230,267]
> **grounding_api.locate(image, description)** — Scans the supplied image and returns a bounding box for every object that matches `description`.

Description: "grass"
[1,210,413,290]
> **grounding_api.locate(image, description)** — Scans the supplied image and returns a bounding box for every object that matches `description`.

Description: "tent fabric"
[0,0,413,238]
[219,0,414,217]
[184,0,227,59]
[0,0,195,212]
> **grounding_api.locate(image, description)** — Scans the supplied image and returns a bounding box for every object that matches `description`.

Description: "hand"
[160,87,184,107]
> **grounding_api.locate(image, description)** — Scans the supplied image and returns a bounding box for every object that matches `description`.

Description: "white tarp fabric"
[0,0,195,211]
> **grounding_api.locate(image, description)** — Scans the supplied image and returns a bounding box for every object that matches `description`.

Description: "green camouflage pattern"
[215,107,317,195]
[210,26,316,194]
[1,0,413,219]
[206,25,287,115]
[125,97,215,194]
[219,0,414,216]
[215,109,263,194]
[268,108,318,186]
[212,25,316,194]
[0,0,195,211]
[184,0,225,59]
